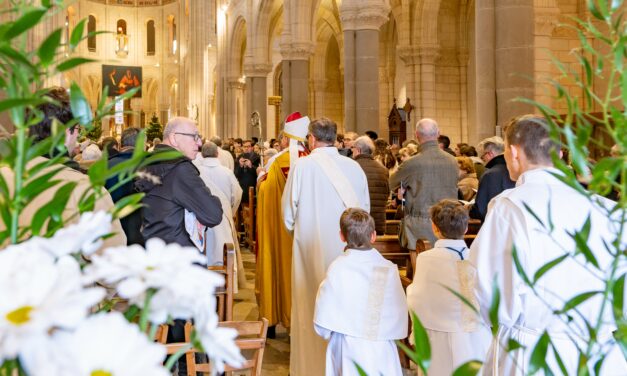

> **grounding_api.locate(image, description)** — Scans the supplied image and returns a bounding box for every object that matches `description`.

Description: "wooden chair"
[373,235,412,288]
[193,318,270,376]
[385,208,397,220]
[464,234,477,247]
[467,219,482,235]
[241,186,256,249]
[207,243,236,321]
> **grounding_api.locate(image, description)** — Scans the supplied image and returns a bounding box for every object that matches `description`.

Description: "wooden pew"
[241,186,256,249]
[207,243,236,321]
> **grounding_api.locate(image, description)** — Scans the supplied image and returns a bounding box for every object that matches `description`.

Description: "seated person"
[314,208,408,376]
[406,199,491,374]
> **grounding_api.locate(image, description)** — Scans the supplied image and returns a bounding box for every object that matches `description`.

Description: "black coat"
[106,148,145,246]
[469,154,516,220]
[135,144,223,247]
[235,152,260,203]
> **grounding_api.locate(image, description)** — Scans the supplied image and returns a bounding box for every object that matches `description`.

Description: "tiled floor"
[233,248,290,375]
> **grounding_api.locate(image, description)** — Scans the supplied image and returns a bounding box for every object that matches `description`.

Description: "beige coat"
[458,172,478,201]
[0,156,126,250]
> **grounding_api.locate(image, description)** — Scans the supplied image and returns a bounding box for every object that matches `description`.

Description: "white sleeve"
[469,197,528,328]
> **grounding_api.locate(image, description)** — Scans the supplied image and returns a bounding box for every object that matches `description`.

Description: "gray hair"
[415,118,439,141]
[121,127,141,148]
[353,136,375,155]
[209,136,222,147]
[264,148,278,158]
[163,116,196,139]
[478,136,505,155]
[309,117,337,144]
[201,141,219,158]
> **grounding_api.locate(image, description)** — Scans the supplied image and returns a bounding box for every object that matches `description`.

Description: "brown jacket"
[354,154,389,234]
[389,140,458,247]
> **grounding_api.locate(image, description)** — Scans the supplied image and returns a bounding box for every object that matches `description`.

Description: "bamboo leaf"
[612,273,625,323]
[20,167,64,201]
[569,215,600,268]
[69,18,86,50]
[528,331,551,375]
[489,277,501,336]
[37,28,62,67]
[87,155,108,186]
[3,8,47,40]
[522,202,546,229]
[452,360,483,376]
[400,311,431,375]
[353,362,368,376]
[69,82,93,126]
[0,98,46,113]
[512,244,534,287]
[30,181,78,235]
[551,340,569,376]
[533,254,569,283]
[507,338,525,352]
[555,291,600,314]
[56,57,96,72]
[442,285,479,314]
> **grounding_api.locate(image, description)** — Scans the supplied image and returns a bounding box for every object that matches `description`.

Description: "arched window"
[167,15,177,55]
[116,19,127,35]
[146,20,155,56]
[87,15,96,52]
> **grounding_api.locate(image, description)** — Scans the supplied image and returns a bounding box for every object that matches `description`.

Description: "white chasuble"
[407,239,491,375]
[282,147,370,376]
[314,249,408,376]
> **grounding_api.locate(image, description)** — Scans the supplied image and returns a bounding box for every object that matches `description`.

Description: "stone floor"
[233,248,290,375]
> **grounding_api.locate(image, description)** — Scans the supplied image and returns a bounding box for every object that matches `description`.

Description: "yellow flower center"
[91,370,112,376]
[6,306,34,325]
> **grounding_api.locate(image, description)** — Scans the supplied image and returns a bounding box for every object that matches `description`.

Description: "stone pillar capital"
[340,1,390,31]
[243,63,273,77]
[419,45,441,64]
[227,78,246,90]
[397,45,420,65]
[280,40,315,61]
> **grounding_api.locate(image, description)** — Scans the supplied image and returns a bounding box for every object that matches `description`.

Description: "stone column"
[418,45,440,119]
[458,50,470,141]
[311,79,328,119]
[187,0,212,136]
[340,0,389,134]
[244,64,272,139]
[474,0,497,139]
[280,42,313,120]
[495,0,535,127]
[398,45,421,133]
[533,5,559,107]
[227,79,246,136]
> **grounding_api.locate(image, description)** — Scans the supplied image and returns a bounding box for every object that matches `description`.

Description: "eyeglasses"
[175,132,201,142]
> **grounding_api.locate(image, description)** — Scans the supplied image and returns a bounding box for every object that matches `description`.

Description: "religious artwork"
[102,65,142,97]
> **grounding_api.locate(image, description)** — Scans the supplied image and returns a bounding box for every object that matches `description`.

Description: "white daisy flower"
[84,238,223,323]
[0,246,105,362]
[20,312,169,376]
[194,306,244,374]
[34,211,113,257]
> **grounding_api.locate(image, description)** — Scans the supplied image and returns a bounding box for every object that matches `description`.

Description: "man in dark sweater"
[468,136,516,220]
[235,139,260,203]
[352,135,390,234]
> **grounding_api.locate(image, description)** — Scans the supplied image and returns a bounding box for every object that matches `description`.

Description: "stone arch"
[229,16,247,78]
[413,0,442,46]
[255,0,283,65]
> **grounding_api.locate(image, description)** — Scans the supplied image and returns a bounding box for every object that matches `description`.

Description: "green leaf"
[489,277,501,336]
[507,338,525,352]
[56,57,96,72]
[20,167,64,201]
[528,331,551,375]
[522,202,546,229]
[442,285,479,314]
[612,274,625,323]
[69,18,86,50]
[69,82,93,126]
[30,181,78,235]
[353,362,368,376]
[551,340,569,376]
[87,155,108,186]
[0,98,46,113]
[512,244,533,287]
[556,291,600,314]
[533,254,569,283]
[452,360,483,376]
[569,215,599,269]
[397,311,431,375]
[37,28,62,67]
[113,193,144,219]
[3,8,47,40]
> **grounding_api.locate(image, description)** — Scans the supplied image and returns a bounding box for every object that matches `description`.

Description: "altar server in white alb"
[471,115,626,375]
[406,199,491,374]
[282,117,370,376]
[314,208,408,376]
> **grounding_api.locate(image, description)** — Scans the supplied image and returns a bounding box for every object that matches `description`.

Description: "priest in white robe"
[470,115,626,375]
[406,199,491,375]
[315,208,407,376]
[282,117,370,376]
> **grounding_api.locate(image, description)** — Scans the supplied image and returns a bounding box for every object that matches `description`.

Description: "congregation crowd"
[4,86,624,376]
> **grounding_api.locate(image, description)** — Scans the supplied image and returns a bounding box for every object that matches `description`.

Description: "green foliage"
[397,311,431,375]
[146,113,163,141]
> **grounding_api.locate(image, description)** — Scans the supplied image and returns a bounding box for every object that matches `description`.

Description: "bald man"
[389,118,459,246]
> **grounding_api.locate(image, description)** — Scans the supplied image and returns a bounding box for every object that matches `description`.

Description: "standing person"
[390,118,459,246]
[470,115,626,374]
[105,127,144,245]
[282,117,370,376]
[467,136,515,221]
[209,136,235,170]
[256,112,309,338]
[352,136,390,234]
[234,139,260,203]
[314,208,407,376]
[406,200,491,374]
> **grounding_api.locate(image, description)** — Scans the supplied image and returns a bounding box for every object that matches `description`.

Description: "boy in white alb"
[406,199,491,374]
[314,208,408,376]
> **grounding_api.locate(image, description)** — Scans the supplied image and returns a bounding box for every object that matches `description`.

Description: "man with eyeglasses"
[467,136,515,221]
[234,139,261,203]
